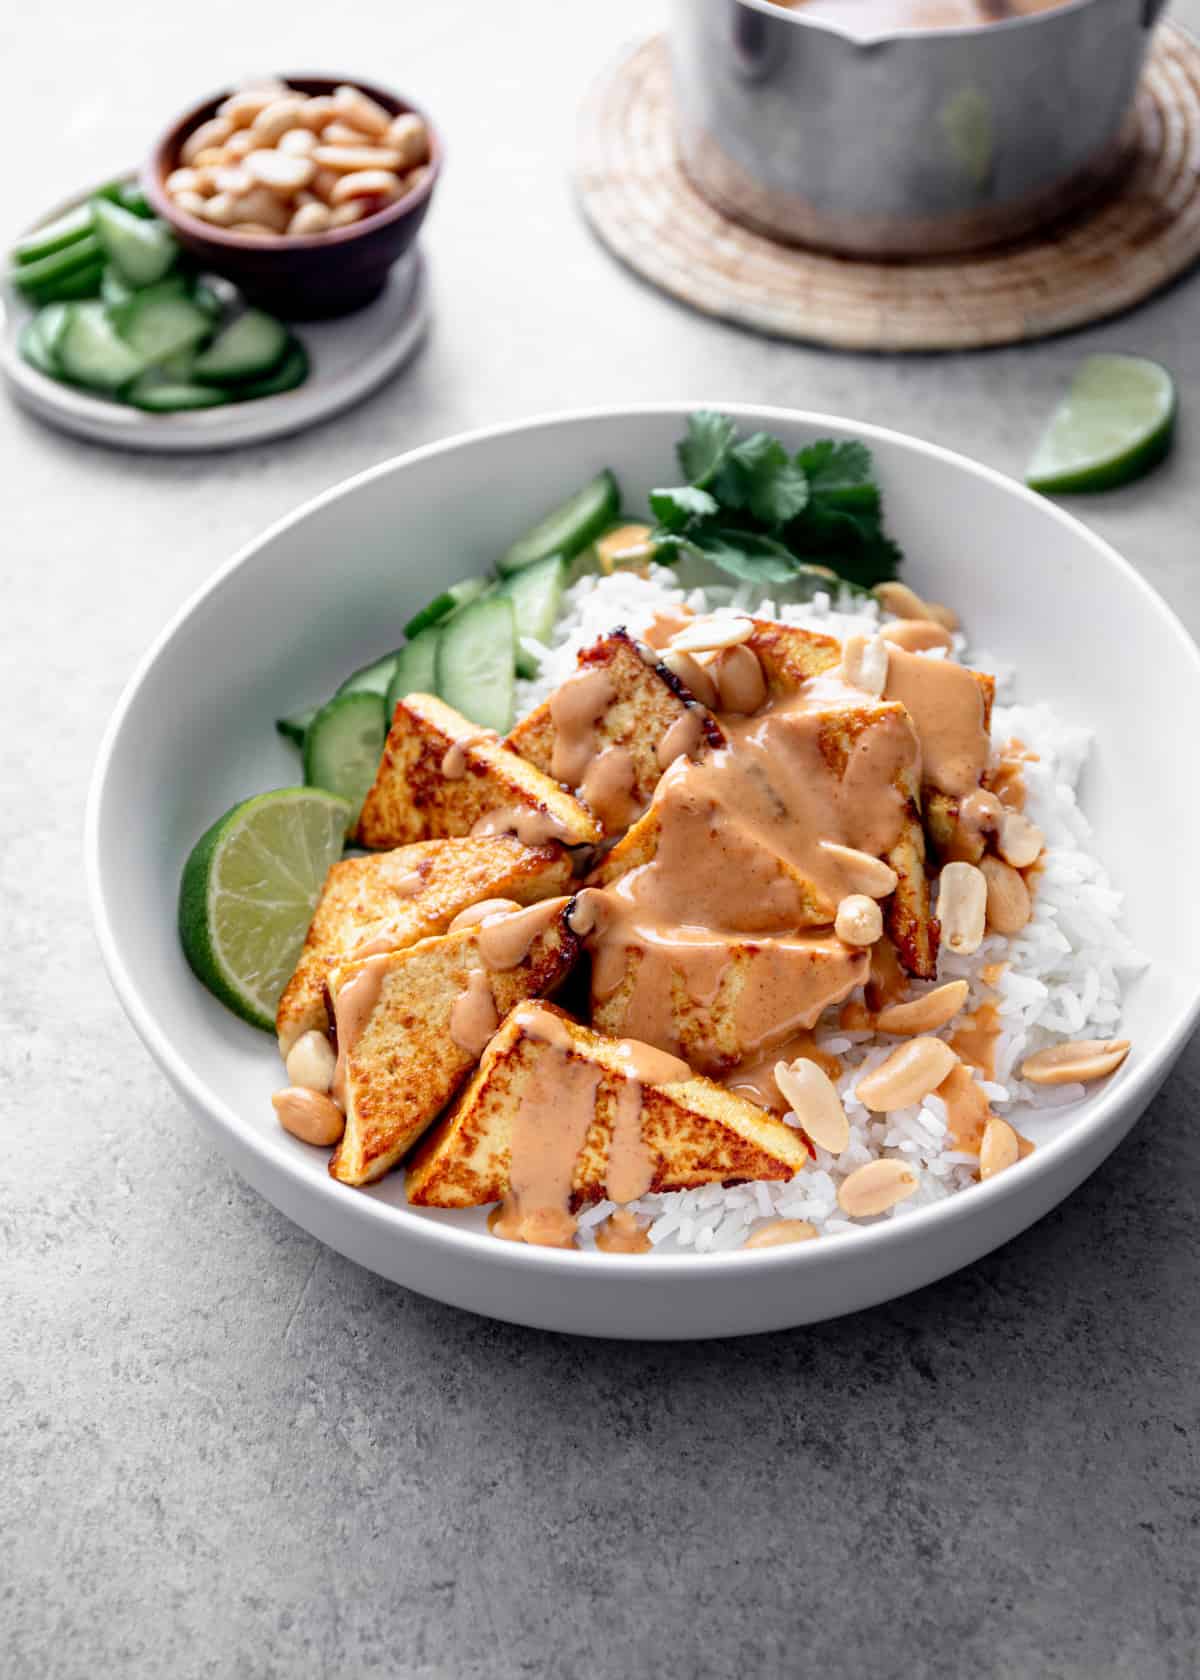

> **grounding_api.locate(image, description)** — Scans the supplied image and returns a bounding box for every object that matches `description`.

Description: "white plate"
[1,178,428,453]
[85,405,1200,1338]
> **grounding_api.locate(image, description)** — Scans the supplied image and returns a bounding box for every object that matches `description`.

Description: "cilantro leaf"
[795,439,872,491]
[649,484,719,532]
[673,526,802,585]
[711,432,809,527]
[678,411,737,487]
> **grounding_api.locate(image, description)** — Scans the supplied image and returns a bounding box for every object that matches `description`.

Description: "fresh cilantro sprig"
[648,411,902,593]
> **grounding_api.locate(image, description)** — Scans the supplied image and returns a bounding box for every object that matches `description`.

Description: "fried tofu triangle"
[357,693,601,851]
[504,629,722,836]
[327,899,580,1186]
[406,1002,810,1212]
[275,836,574,1055]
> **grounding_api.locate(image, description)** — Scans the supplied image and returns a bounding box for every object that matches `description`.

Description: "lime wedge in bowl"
[179,787,351,1031]
[1026,354,1176,494]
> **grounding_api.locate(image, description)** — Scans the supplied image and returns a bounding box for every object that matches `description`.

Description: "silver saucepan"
[670,0,1167,255]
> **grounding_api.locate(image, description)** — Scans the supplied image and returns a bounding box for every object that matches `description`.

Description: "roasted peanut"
[818,842,898,900]
[329,168,403,205]
[387,111,431,169]
[333,83,393,138]
[714,645,767,714]
[744,1220,818,1249]
[272,1087,345,1147]
[854,1038,959,1112]
[285,1029,336,1093]
[245,147,317,194]
[841,633,888,697]
[1020,1038,1131,1086]
[996,810,1044,869]
[837,1158,919,1217]
[251,95,310,145]
[979,1117,1020,1180]
[980,854,1032,936]
[774,1059,849,1155]
[938,861,987,955]
[875,979,969,1036]
[288,201,332,235]
[668,615,754,655]
[836,894,883,947]
[181,115,234,165]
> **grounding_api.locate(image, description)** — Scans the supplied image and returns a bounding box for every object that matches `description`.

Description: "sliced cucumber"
[191,309,289,386]
[112,282,213,364]
[100,265,134,310]
[497,468,620,577]
[276,706,319,748]
[227,339,308,400]
[24,261,104,304]
[125,375,225,412]
[385,627,441,717]
[56,302,146,392]
[12,204,94,266]
[337,648,404,698]
[501,554,567,678]
[403,577,489,640]
[303,690,387,829]
[90,197,176,288]
[192,281,223,319]
[10,234,103,297]
[118,182,154,219]
[19,321,56,376]
[157,348,198,381]
[435,594,516,734]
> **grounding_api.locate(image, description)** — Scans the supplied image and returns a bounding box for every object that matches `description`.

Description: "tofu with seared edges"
[405,1002,810,1208]
[275,836,575,1055]
[327,900,580,1186]
[357,693,601,851]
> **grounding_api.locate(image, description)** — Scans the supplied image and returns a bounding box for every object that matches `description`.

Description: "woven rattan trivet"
[576,26,1200,352]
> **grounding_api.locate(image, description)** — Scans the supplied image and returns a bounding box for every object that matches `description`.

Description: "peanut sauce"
[470,806,573,847]
[656,709,706,771]
[594,1210,652,1253]
[883,647,991,798]
[550,667,617,785]
[579,745,639,834]
[475,897,566,970]
[330,952,394,1107]
[986,739,1037,812]
[449,968,500,1054]
[723,1032,841,1110]
[441,730,500,780]
[587,677,917,1067]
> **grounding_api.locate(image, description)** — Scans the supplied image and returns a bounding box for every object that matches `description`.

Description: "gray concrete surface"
[3,2,1199,1676]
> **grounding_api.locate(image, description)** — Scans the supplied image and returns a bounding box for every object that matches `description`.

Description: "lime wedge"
[178,787,351,1031]
[1026,354,1176,494]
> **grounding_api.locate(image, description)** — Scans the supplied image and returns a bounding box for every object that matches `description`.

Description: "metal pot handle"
[1142,0,1169,27]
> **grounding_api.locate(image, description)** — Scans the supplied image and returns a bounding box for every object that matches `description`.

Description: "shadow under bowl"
[143,73,441,320]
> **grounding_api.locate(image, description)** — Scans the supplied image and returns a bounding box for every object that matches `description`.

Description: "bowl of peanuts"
[145,75,440,319]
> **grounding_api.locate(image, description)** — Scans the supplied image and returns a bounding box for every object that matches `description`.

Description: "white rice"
[515,567,1145,1254]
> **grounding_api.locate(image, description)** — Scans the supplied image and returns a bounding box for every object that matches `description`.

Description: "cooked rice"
[514,567,1144,1254]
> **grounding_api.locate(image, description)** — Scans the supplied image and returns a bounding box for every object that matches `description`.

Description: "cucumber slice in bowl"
[336,648,404,698]
[111,282,213,364]
[191,309,290,386]
[12,203,94,266]
[227,340,309,401]
[385,627,441,718]
[56,302,146,392]
[403,577,489,640]
[90,197,176,287]
[125,376,225,413]
[276,706,319,748]
[435,594,516,733]
[501,554,567,678]
[497,468,619,576]
[19,321,56,376]
[303,690,387,830]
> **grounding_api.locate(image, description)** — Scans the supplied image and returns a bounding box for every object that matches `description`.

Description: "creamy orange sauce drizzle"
[865,935,908,1012]
[585,677,919,1068]
[986,739,1037,812]
[580,744,639,833]
[656,708,705,771]
[936,1061,993,1153]
[642,608,695,650]
[594,1210,652,1253]
[448,897,522,932]
[883,647,990,797]
[606,1079,655,1204]
[950,1002,1002,1080]
[330,952,393,1107]
[471,806,571,846]
[475,897,565,970]
[550,667,616,785]
[449,968,499,1054]
[441,730,499,780]
[724,1032,841,1110]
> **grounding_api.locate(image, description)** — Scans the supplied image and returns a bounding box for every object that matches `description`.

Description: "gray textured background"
[3,2,1199,1676]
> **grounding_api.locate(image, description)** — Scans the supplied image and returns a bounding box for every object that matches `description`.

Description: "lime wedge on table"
[179,788,351,1032]
[1026,355,1176,494]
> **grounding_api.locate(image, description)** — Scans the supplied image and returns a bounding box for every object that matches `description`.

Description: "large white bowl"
[86,404,1200,1338]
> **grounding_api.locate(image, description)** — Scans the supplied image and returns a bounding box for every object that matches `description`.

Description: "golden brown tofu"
[743,618,842,697]
[590,696,938,977]
[357,692,601,851]
[590,932,869,1075]
[405,1002,810,1209]
[504,629,721,836]
[327,900,580,1186]
[275,836,575,1055]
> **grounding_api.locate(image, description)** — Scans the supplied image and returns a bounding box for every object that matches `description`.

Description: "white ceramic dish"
[1,177,428,453]
[85,404,1200,1338]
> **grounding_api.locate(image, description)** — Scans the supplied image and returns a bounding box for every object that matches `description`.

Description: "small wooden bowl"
[144,74,441,320]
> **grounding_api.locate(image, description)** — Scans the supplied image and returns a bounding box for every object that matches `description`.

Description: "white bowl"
[85,404,1200,1339]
